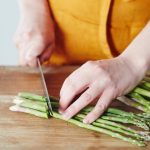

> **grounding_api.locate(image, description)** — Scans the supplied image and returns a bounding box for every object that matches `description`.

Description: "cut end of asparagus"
[9,105,49,119]
[9,88,150,147]
[9,105,20,112]
[18,92,46,102]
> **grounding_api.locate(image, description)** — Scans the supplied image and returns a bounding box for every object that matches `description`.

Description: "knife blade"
[37,58,53,116]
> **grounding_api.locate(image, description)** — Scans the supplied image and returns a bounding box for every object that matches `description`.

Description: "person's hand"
[14,0,55,67]
[59,56,148,124]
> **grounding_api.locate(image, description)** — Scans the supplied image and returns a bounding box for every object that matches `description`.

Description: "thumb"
[25,43,45,67]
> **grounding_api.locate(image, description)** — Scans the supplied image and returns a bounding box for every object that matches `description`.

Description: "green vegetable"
[139,81,150,90]
[117,96,150,113]
[128,92,150,108]
[9,92,150,147]
[133,87,150,98]
[76,114,150,141]
[9,105,48,118]
[53,112,146,147]
[18,92,46,102]
[13,96,48,112]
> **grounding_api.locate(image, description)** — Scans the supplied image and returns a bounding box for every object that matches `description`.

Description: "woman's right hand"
[14,0,55,67]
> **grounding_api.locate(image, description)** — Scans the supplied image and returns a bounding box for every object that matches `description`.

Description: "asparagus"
[143,76,150,82]
[10,102,149,144]
[9,105,49,118]
[128,93,150,108]
[81,106,150,127]
[107,108,149,122]
[13,97,48,112]
[75,114,150,141]
[10,92,150,147]
[82,110,149,131]
[137,113,150,119]
[139,81,150,90]
[14,96,46,105]
[102,116,149,130]
[52,111,146,147]
[13,96,59,111]
[76,114,150,141]
[133,87,150,98]
[143,82,150,88]
[117,96,150,113]
[15,93,150,130]
[18,92,46,102]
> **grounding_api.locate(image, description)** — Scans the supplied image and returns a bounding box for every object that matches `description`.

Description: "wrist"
[119,21,150,75]
[119,53,149,80]
[18,0,50,17]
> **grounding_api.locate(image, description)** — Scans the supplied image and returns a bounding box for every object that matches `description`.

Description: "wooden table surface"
[0,66,149,150]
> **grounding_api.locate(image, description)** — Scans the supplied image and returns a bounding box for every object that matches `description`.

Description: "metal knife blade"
[37,58,53,115]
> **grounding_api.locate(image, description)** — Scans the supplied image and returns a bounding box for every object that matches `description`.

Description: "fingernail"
[83,119,89,124]
[62,113,70,120]
[58,108,64,114]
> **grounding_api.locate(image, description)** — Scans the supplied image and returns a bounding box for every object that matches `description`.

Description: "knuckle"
[13,32,31,46]
[69,105,77,114]
[92,109,101,117]
[69,83,78,93]
[19,32,33,41]
[65,76,76,89]
[65,76,72,86]
[101,74,112,86]
[82,92,92,103]
[97,103,107,113]
[85,61,94,66]
[36,34,44,42]
[105,77,112,85]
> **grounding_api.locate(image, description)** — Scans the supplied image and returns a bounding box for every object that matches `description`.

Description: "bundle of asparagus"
[117,75,150,113]
[10,92,150,147]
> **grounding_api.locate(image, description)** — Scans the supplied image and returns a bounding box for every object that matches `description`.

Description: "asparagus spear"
[107,108,149,122]
[13,100,48,112]
[9,105,49,118]
[128,92,150,108]
[139,81,150,90]
[101,116,149,130]
[15,94,150,130]
[117,96,150,113]
[10,92,150,146]
[14,96,46,104]
[137,113,150,119]
[82,110,149,131]
[18,92,46,102]
[13,96,150,134]
[132,87,150,98]
[52,111,146,147]
[13,97,48,112]
[143,76,150,82]
[76,114,150,141]
[81,106,150,126]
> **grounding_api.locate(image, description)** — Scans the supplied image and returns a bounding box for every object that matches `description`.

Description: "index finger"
[59,70,89,113]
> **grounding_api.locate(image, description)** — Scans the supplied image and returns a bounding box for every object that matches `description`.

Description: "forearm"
[18,0,52,18]
[15,0,55,66]
[120,21,150,74]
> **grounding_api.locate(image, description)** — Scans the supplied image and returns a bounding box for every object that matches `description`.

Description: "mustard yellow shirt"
[48,0,150,65]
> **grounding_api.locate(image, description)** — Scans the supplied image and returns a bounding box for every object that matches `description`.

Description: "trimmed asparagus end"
[18,92,46,102]
[9,105,49,119]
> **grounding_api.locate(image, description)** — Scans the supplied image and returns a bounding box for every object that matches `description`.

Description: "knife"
[37,58,53,116]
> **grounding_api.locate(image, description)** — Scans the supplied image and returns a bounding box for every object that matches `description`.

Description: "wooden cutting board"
[0,66,149,150]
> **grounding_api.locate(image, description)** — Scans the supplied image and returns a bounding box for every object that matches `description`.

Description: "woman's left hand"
[59,56,147,124]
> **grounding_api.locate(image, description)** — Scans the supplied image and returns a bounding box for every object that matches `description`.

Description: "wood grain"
[0,66,149,150]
